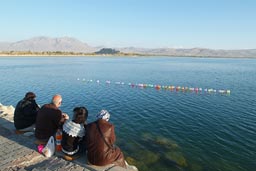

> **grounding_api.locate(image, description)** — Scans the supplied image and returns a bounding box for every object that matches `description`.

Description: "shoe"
[15,130,29,134]
[23,132,34,136]
[63,154,80,161]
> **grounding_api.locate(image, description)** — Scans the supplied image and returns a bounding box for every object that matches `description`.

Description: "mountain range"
[0,36,256,58]
[0,37,97,53]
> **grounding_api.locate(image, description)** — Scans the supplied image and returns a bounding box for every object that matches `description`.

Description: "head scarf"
[96,110,110,121]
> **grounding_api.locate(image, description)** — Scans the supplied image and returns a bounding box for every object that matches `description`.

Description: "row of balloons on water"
[77,78,231,94]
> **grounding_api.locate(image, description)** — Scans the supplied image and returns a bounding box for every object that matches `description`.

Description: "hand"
[62,113,69,120]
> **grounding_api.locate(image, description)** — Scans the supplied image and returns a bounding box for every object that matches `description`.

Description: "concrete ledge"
[0,103,138,171]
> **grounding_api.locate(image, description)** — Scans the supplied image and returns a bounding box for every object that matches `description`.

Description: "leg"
[17,124,35,132]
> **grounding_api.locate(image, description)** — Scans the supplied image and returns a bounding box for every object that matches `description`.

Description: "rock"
[155,136,179,149]
[165,151,187,167]
[0,103,15,122]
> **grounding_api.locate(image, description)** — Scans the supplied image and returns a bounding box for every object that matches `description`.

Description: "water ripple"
[1,57,256,171]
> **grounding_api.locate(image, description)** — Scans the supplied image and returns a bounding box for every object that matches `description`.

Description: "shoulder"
[41,104,49,109]
[17,99,24,104]
[40,104,62,115]
[99,119,113,126]
[98,119,114,131]
[43,103,54,108]
[15,100,23,108]
[43,104,60,111]
[87,121,96,127]
[86,121,97,130]
[19,100,33,109]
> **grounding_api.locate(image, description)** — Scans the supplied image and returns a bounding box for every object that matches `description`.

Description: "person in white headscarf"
[86,109,126,168]
[96,109,110,121]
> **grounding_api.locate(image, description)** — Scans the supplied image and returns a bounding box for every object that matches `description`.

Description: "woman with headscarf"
[86,110,126,168]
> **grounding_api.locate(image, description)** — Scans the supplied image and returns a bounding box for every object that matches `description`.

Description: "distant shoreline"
[1,37,256,58]
[0,54,255,59]
[0,50,256,58]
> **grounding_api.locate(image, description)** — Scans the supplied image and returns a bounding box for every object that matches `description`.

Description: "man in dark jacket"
[35,94,69,143]
[14,92,40,132]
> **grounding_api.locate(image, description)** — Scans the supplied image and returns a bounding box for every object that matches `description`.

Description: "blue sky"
[0,0,255,49]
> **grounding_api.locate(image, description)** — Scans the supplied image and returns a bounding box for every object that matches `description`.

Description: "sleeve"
[109,124,116,145]
[53,109,62,128]
[23,100,39,117]
[14,101,23,116]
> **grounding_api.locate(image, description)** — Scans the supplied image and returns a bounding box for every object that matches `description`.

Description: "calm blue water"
[0,56,255,171]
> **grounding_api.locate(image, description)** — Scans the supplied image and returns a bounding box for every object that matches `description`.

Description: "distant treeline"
[0,48,143,56]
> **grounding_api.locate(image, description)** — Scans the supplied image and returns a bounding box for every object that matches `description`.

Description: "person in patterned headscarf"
[86,109,126,168]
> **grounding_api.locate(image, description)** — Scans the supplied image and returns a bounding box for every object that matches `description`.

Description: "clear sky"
[0,0,255,49]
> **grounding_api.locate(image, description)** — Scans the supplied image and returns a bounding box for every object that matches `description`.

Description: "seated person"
[86,110,126,168]
[35,94,69,144]
[14,92,40,133]
[61,106,88,160]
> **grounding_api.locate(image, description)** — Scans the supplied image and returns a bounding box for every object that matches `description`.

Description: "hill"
[95,48,120,54]
[0,37,98,53]
[0,37,256,58]
[117,47,256,58]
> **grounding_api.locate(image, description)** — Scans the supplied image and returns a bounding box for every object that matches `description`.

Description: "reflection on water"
[0,57,256,171]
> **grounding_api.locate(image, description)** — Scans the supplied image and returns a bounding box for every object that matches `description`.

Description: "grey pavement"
[0,118,90,171]
[0,116,134,171]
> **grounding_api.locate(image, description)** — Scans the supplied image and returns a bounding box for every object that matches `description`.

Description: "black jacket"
[14,99,39,129]
[61,120,86,155]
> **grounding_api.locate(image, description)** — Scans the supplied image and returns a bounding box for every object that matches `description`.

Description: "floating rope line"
[77,78,231,95]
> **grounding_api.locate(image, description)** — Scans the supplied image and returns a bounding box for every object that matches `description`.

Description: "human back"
[86,110,126,168]
[35,94,68,142]
[61,106,88,158]
[14,92,39,131]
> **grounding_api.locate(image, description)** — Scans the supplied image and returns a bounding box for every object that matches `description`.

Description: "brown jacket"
[86,119,126,168]
[35,103,62,140]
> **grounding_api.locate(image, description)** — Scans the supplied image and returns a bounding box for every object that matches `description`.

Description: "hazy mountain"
[0,37,98,53]
[0,37,255,57]
[0,42,10,50]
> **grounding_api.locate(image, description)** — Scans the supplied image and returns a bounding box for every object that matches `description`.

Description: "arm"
[23,100,39,116]
[53,110,63,128]
[109,124,116,145]
[60,113,69,123]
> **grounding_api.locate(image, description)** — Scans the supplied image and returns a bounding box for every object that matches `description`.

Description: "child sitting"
[61,106,88,160]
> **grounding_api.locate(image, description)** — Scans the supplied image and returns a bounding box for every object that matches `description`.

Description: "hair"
[25,92,36,100]
[52,94,62,107]
[73,107,88,124]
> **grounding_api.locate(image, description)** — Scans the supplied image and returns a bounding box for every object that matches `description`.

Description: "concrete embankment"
[0,103,136,171]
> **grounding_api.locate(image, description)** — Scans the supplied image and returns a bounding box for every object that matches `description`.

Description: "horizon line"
[0,36,255,51]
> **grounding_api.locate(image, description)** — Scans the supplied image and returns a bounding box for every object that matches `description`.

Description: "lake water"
[0,56,255,171]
